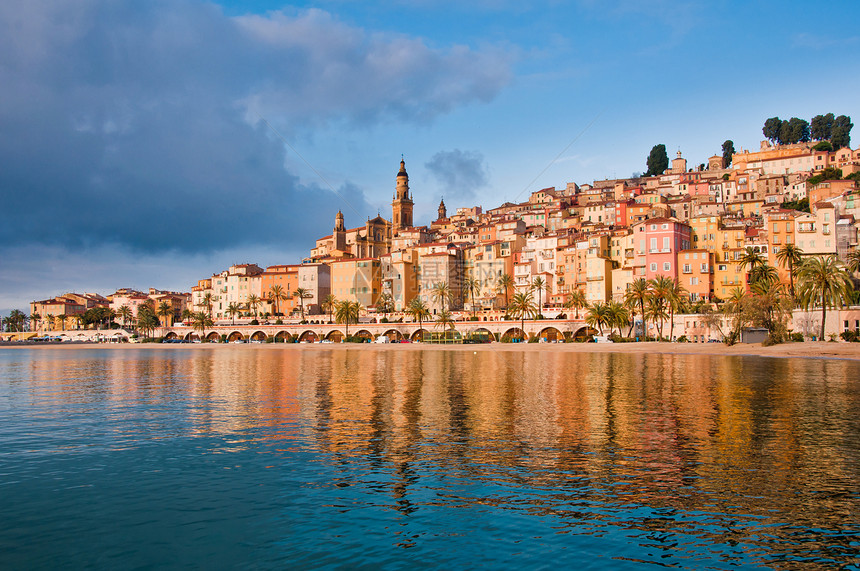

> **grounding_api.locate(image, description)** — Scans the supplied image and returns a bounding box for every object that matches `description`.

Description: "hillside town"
[16,125,860,343]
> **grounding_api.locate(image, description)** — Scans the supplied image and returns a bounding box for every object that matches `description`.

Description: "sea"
[1,346,858,569]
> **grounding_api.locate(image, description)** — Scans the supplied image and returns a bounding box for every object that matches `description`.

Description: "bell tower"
[438,198,447,220]
[392,158,413,231]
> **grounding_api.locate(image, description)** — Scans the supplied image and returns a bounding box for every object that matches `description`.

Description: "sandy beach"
[3,340,859,360]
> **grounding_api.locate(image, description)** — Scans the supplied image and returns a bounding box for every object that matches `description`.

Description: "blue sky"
[2,0,859,314]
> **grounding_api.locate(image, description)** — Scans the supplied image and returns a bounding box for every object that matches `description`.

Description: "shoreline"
[2,340,859,361]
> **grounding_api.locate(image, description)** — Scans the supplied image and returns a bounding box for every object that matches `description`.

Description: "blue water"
[1,347,859,569]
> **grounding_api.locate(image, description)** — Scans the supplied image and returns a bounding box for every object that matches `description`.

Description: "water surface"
[1,347,858,569]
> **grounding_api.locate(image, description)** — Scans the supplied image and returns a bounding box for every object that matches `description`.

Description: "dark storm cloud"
[0,1,511,254]
[424,149,490,199]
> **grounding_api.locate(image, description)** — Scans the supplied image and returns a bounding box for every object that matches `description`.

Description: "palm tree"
[157,301,174,329]
[796,255,853,341]
[29,312,40,332]
[322,294,337,324]
[335,300,362,340]
[376,292,394,314]
[137,306,158,338]
[666,278,688,341]
[737,247,766,287]
[775,244,804,300]
[722,287,747,344]
[269,285,287,317]
[508,291,537,341]
[496,273,514,311]
[431,281,452,313]
[56,313,67,331]
[246,294,260,319]
[606,301,629,338]
[464,276,480,317]
[645,297,668,340]
[532,276,546,318]
[847,249,860,274]
[293,288,309,320]
[625,278,650,340]
[649,276,674,340]
[226,302,241,326]
[201,292,214,318]
[406,297,430,339]
[191,311,214,340]
[118,305,133,329]
[585,302,610,335]
[435,309,456,338]
[565,288,587,319]
[45,314,55,331]
[180,308,193,324]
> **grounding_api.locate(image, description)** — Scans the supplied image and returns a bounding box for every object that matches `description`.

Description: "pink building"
[633,217,692,281]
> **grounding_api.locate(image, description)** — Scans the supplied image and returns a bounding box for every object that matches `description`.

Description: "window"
[663,237,670,250]
[650,263,657,272]
[663,262,671,271]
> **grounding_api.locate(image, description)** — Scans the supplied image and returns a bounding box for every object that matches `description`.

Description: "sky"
[2,0,860,314]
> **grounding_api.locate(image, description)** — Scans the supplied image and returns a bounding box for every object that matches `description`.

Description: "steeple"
[438,198,447,220]
[392,157,413,231]
[334,210,345,232]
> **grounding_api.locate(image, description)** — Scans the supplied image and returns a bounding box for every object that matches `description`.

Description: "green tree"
[376,292,394,314]
[199,292,213,319]
[763,117,782,143]
[431,281,452,313]
[585,302,610,336]
[807,167,843,186]
[531,276,546,318]
[157,301,174,329]
[335,300,362,340]
[625,278,650,339]
[496,273,514,310]
[812,141,833,152]
[666,278,688,341]
[846,250,860,275]
[226,302,241,326]
[775,244,806,293]
[737,247,766,283]
[137,305,158,338]
[180,308,193,324]
[565,289,587,319]
[463,276,480,317]
[30,311,40,332]
[721,140,735,168]
[191,311,214,340]
[646,144,668,176]
[606,301,629,338]
[293,288,309,320]
[810,113,834,141]
[435,309,456,334]
[648,276,674,340]
[246,294,260,319]
[508,291,537,341]
[322,294,337,324]
[406,297,430,338]
[831,115,853,149]
[118,305,133,329]
[787,117,810,143]
[796,255,853,341]
[269,285,287,317]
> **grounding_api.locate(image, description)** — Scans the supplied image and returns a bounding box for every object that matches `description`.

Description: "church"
[308,158,423,261]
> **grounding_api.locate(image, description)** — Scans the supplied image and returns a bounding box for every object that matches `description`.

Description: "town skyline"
[3,1,860,314]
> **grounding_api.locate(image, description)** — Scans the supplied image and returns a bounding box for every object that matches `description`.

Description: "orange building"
[260,265,300,317]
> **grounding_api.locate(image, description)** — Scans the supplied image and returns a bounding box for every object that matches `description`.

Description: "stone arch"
[354,329,373,342]
[184,332,198,341]
[206,332,220,342]
[227,331,245,342]
[539,326,563,342]
[298,330,318,343]
[410,328,429,342]
[382,329,404,341]
[502,327,526,342]
[467,327,496,342]
[274,331,293,343]
[572,326,598,341]
[164,331,179,340]
[250,331,267,342]
[325,330,344,343]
